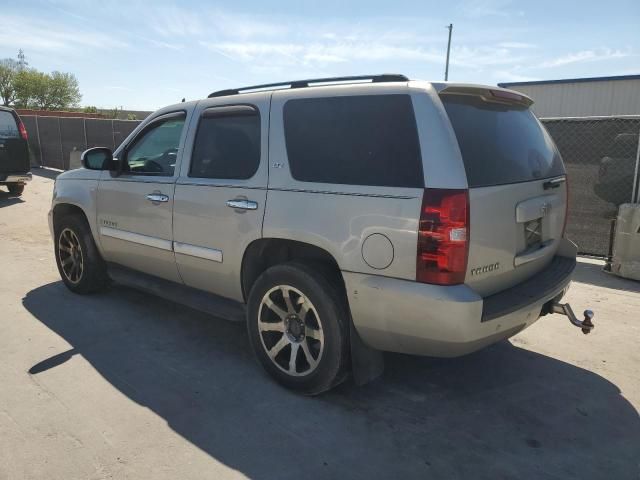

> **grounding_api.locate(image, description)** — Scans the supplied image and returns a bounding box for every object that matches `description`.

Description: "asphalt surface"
[1,171,639,480]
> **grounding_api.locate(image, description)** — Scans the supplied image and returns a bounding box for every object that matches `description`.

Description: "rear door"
[0,109,29,174]
[440,90,567,296]
[172,92,269,302]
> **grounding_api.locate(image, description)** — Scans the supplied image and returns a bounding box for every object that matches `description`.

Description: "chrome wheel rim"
[258,285,325,377]
[58,228,84,284]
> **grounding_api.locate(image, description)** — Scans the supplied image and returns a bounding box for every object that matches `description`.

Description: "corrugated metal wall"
[503,79,640,118]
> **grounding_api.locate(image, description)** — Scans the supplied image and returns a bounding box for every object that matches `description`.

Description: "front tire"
[54,214,109,294]
[247,263,349,395]
[7,183,25,196]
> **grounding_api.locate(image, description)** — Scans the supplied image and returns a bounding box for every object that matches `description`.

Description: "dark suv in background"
[0,106,31,196]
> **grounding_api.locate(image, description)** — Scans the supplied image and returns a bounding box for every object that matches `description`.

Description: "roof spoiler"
[439,85,534,107]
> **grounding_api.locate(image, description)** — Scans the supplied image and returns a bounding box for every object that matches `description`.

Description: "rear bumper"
[0,172,32,183]
[344,253,575,357]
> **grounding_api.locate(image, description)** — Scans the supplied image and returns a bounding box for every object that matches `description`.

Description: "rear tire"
[7,183,24,196]
[247,262,349,395]
[54,214,109,294]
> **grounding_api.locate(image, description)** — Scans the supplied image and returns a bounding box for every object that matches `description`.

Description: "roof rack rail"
[207,73,409,98]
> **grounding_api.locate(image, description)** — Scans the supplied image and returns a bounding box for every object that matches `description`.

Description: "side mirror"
[81,147,114,170]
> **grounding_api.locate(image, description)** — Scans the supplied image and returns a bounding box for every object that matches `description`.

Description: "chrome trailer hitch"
[550,303,595,334]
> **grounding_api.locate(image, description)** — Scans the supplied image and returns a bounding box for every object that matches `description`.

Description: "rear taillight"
[417,188,469,285]
[18,121,28,140]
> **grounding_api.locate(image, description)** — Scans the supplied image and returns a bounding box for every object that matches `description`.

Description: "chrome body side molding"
[174,242,223,263]
[100,226,173,252]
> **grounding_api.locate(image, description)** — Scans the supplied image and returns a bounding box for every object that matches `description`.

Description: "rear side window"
[0,111,19,139]
[283,95,423,188]
[441,94,565,187]
[190,108,260,179]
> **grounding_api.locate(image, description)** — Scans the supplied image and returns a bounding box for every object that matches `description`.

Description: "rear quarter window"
[441,94,565,187]
[283,94,423,188]
[0,111,19,139]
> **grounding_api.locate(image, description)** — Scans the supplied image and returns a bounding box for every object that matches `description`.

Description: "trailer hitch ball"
[550,303,595,334]
[582,310,594,335]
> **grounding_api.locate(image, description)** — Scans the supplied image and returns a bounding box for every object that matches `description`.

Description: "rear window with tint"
[441,94,565,187]
[283,95,423,188]
[0,111,19,139]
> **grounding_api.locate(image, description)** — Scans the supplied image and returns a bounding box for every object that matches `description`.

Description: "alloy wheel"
[258,285,325,377]
[58,228,84,284]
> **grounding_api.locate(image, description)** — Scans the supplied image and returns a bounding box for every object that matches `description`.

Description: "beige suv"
[49,74,594,394]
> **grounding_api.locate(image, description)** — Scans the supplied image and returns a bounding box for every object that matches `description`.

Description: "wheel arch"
[241,238,345,303]
[241,237,385,388]
[52,202,89,227]
[51,200,104,257]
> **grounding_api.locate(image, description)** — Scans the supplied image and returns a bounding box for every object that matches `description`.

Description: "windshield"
[441,94,565,187]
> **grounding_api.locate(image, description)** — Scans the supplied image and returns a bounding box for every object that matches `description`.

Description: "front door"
[97,111,188,282]
[173,93,270,301]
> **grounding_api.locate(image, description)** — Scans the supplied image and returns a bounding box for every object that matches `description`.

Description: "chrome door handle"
[226,199,258,210]
[146,193,169,203]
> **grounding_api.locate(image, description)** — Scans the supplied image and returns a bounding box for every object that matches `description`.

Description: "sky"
[1,0,638,111]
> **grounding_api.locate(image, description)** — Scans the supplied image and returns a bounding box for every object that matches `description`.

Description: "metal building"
[498,74,640,118]
[500,74,640,257]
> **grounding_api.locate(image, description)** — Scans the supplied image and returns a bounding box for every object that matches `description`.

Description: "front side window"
[283,95,423,188]
[125,114,185,175]
[189,108,260,179]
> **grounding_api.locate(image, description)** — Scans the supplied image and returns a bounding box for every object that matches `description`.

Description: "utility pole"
[444,24,453,81]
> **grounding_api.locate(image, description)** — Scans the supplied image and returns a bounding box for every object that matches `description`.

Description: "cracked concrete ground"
[1,171,639,480]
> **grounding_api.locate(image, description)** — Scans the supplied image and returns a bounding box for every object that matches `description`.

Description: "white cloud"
[540,48,632,68]
[497,42,536,49]
[200,37,528,71]
[202,40,442,68]
[0,14,127,52]
[150,7,204,37]
[459,0,522,18]
[493,70,540,82]
[142,38,184,51]
[212,12,287,39]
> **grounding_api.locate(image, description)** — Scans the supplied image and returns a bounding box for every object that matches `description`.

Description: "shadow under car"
[23,281,640,480]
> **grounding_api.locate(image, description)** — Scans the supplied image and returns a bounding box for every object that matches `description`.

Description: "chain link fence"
[541,116,640,256]
[21,116,141,170]
[18,113,640,257]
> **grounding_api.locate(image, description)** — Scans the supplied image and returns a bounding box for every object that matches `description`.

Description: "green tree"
[0,59,19,105]
[13,69,81,110]
[13,69,47,108]
[0,50,82,110]
[46,71,81,109]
